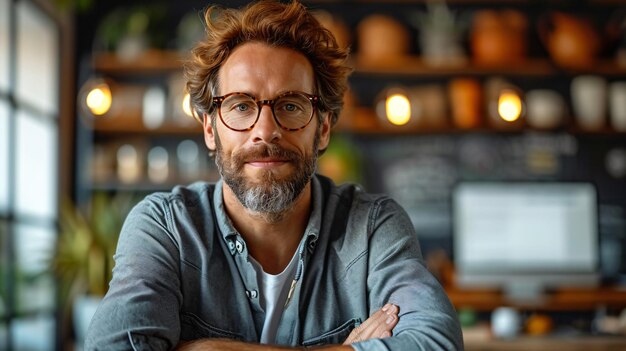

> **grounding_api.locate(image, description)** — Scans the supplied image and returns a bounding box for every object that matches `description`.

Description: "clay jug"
[540,12,601,68]
[471,10,528,66]
[357,15,410,65]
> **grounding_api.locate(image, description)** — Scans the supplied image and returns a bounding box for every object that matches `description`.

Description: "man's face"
[203,42,330,220]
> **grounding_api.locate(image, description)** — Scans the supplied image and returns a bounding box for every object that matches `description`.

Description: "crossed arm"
[176,304,400,351]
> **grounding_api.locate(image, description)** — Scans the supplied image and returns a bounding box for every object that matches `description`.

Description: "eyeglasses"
[212,91,318,132]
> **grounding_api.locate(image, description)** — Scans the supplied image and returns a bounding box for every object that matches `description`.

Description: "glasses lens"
[274,93,314,129]
[220,94,258,130]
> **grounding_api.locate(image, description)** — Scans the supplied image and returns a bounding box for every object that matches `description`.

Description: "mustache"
[233,144,300,165]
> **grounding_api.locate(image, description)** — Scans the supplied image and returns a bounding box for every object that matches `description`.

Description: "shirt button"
[227,240,236,255]
[246,290,258,299]
[235,240,244,253]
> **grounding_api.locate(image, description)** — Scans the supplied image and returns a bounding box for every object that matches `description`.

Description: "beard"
[214,129,320,223]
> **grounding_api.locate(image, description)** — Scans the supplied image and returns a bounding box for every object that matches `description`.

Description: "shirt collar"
[213,178,238,239]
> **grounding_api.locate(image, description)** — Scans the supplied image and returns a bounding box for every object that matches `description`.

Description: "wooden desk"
[446,286,626,311]
[465,336,626,351]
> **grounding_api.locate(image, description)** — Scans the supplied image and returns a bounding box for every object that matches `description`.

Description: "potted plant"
[94,5,167,61]
[411,0,468,67]
[50,192,136,347]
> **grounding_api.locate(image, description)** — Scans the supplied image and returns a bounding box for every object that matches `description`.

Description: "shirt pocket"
[180,312,244,341]
[302,318,361,347]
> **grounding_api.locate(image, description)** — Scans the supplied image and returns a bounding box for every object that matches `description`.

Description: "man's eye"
[230,102,254,113]
[279,102,303,113]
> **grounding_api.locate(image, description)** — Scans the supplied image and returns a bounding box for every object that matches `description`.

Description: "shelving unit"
[75,49,212,204]
[81,51,626,134]
[74,0,626,197]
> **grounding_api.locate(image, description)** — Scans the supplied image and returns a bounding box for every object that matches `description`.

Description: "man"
[85,1,463,350]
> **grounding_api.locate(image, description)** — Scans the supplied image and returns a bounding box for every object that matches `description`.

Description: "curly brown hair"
[184,0,351,127]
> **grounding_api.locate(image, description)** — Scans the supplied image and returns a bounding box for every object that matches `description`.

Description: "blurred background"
[2,0,626,349]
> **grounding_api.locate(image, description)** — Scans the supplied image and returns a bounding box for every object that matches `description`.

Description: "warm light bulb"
[385,93,411,126]
[182,93,193,117]
[498,90,522,122]
[86,83,112,116]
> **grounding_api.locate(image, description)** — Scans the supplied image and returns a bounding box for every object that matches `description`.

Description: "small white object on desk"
[491,307,522,339]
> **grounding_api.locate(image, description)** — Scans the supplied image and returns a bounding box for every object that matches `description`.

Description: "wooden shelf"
[92,122,203,135]
[335,107,626,135]
[447,286,626,311]
[84,106,626,136]
[83,112,202,135]
[353,57,555,77]
[352,56,626,77]
[90,51,626,78]
[465,335,626,351]
[92,50,185,74]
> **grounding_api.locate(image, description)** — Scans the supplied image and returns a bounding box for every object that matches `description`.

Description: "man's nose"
[251,104,281,143]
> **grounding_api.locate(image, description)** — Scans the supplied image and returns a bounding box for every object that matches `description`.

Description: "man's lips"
[245,158,291,168]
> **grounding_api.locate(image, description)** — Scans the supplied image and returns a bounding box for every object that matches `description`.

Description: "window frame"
[1,0,74,350]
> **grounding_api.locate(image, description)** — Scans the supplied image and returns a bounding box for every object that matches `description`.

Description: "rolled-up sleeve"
[353,198,464,351]
[85,196,182,350]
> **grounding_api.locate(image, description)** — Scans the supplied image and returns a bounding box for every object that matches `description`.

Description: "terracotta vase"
[540,12,601,69]
[471,10,528,66]
[357,15,410,65]
[448,78,482,129]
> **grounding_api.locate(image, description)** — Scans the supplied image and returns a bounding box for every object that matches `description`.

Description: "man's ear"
[318,112,331,151]
[203,113,216,151]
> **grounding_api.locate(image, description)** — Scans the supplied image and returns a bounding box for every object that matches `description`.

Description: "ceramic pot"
[571,75,607,131]
[357,15,410,65]
[471,10,528,66]
[525,89,566,130]
[408,84,448,128]
[540,12,601,68]
[448,78,482,129]
[420,28,466,66]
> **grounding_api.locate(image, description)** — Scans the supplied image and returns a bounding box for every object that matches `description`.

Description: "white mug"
[147,146,169,184]
[526,89,566,129]
[609,81,626,132]
[491,307,521,339]
[571,75,607,131]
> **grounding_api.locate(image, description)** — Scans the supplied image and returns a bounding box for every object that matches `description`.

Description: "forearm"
[176,339,353,351]
[176,304,400,351]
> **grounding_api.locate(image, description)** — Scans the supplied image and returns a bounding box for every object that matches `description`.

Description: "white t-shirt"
[249,252,298,344]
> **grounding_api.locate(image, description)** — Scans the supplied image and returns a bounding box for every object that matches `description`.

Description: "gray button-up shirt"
[85,175,463,350]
